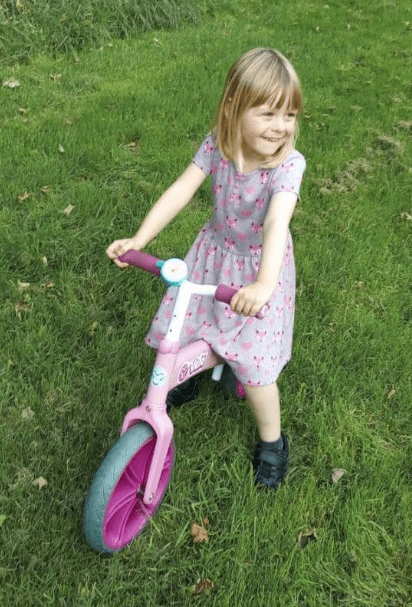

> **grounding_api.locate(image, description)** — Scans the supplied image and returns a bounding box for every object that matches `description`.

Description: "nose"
[270,114,286,133]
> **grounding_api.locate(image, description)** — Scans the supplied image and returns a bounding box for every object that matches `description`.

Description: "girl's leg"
[244,381,289,492]
[243,382,281,442]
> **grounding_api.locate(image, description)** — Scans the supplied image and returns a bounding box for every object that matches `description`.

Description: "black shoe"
[218,364,246,399]
[166,375,201,411]
[253,433,290,492]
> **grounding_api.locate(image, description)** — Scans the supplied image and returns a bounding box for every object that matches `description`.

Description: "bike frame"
[118,255,226,506]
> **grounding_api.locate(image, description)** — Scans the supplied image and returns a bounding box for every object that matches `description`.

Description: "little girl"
[107,48,306,492]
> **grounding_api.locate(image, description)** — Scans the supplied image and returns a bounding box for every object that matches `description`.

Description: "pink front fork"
[120,338,221,505]
[121,399,174,505]
[120,339,177,506]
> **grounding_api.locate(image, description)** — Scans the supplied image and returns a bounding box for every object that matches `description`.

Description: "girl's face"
[240,102,297,167]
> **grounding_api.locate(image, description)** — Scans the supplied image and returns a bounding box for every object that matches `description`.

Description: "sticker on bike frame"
[151,366,168,388]
[178,353,208,383]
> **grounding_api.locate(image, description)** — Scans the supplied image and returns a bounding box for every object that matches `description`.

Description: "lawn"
[1,0,411,605]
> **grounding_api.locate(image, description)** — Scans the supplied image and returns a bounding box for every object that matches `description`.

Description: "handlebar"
[118,249,161,275]
[118,250,268,318]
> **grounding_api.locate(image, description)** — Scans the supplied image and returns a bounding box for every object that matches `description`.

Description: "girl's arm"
[107,163,207,267]
[230,191,298,316]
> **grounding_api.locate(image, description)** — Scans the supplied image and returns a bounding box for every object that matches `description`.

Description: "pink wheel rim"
[102,436,173,551]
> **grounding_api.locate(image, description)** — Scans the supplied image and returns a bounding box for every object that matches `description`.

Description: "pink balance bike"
[82,250,265,553]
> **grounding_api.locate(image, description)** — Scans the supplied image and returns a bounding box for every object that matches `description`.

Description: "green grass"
[1,0,412,605]
[0,0,216,64]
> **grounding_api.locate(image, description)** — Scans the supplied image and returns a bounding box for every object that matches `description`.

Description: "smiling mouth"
[263,137,282,143]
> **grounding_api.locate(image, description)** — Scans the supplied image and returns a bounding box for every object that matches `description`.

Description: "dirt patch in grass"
[316,131,406,196]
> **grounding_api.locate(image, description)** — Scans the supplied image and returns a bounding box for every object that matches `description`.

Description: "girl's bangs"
[251,68,302,112]
[262,86,300,113]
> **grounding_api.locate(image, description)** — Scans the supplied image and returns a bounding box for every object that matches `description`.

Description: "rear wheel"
[83,423,174,553]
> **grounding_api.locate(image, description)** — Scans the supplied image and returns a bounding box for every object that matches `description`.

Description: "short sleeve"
[270,151,306,199]
[193,135,216,176]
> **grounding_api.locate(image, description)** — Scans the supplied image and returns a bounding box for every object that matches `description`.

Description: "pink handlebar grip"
[215,284,237,305]
[118,250,162,275]
[215,284,269,319]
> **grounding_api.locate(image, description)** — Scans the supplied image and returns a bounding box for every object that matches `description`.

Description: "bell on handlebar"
[158,258,188,287]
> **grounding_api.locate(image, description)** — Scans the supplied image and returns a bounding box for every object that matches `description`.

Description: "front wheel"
[82,422,175,553]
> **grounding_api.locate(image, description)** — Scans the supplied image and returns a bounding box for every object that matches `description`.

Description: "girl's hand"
[106,237,140,268]
[230,282,273,317]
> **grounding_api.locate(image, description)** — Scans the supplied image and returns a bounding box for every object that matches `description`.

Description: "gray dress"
[145,135,306,386]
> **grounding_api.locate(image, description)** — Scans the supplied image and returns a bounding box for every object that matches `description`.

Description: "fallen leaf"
[62,204,74,215]
[18,107,27,114]
[15,301,31,318]
[85,320,98,335]
[191,522,209,543]
[40,185,52,194]
[22,407,35,421]
[33,477,47,489]
[18,280,31,291]
[387,386,396,399]
[3,79,20,88]
[41,281,55,289]
[202,517,210,526]
[123,141,140,154]
[51,74,62,82]
[58,144,65,153]
[401,211,412,221]
[18,191,32,202]
[190,579,213,598]
[332,468,347,483]
[298,528,318,549]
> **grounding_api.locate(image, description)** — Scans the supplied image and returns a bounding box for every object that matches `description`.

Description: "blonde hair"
[211,48,302,170]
